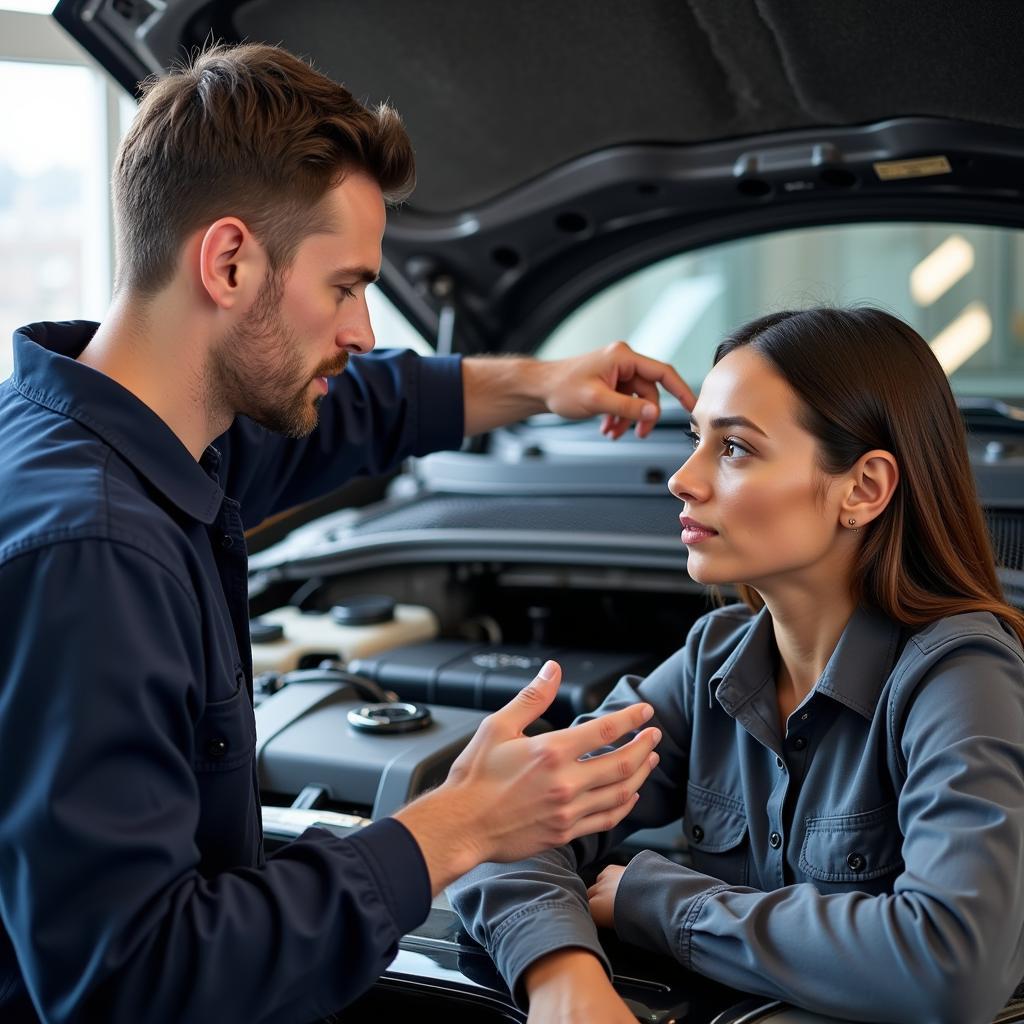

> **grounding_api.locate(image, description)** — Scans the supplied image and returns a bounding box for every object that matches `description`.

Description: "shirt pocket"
[799,802,904,886]
[684,780,749,885]
[194,668,256,773]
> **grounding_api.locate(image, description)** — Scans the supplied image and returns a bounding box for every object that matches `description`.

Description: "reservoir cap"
[250,618,285,643]
[330,595,397,627]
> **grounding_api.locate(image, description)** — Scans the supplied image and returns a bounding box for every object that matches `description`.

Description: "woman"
[449,307,1024,1024]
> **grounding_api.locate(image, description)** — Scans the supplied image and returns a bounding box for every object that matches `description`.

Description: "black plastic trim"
[383,118,1024,351]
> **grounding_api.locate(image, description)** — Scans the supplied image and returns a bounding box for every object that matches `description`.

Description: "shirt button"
[776,756,784,769]
[207,737,228,759]
[221,534,234,549]
[769,831,782,849]
[800,712,810,721]
[792,736,807,751]
[847,852,866,872]
[691,825,704,842]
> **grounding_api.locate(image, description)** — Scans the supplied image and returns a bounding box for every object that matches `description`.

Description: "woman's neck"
[760,581,858,708]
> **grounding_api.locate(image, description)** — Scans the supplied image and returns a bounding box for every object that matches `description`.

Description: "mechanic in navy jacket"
[0,44,696,1024]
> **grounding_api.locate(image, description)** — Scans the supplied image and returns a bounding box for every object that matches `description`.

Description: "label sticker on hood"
[873,156,953,180]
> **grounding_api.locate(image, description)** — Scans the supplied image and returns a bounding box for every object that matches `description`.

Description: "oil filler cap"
[330,595,397,627]
[347,701,433,733]
[249,618,285,643]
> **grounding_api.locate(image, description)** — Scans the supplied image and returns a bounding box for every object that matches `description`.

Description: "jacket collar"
[12,321,224,524]
[709,601,906,721]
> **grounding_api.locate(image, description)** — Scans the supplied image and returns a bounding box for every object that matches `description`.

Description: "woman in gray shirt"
[450,306,1024,1024]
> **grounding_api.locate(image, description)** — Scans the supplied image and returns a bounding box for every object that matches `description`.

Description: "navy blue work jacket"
[0,321,464,1023]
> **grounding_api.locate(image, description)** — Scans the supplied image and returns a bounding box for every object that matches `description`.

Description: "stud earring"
[848,518,860,533]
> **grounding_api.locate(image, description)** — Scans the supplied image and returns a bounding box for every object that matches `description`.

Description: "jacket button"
[769,831,782,849]
[691,825,704,842]
[207,737,228,759]
[847,852,866,872]
[792,736,807,751]
[221,534,234,549]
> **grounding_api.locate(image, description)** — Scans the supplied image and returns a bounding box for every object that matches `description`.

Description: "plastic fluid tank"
[250,597,439,674]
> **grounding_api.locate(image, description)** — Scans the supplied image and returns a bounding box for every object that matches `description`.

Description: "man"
[0,43,691,1022]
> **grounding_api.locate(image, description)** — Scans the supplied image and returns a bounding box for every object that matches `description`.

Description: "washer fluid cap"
[330,595,397,626]
[250,618,285,643]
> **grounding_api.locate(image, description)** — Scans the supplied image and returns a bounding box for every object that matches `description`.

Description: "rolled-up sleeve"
[0,538,430,1023]
[614,633,1024,1024]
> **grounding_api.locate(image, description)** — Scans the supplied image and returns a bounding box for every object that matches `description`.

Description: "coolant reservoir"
[250,596,438,674]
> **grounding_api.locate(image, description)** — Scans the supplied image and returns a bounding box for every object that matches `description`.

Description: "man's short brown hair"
[113,42,415,295]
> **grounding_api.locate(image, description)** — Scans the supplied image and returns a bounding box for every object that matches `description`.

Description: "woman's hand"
[525,950,636,1023]
[527,990,637,1024]
[587,864,626,929]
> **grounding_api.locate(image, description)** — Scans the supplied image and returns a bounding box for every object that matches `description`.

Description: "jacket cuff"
[491,903,611,1010]
[346,817,432,936]
[413,354,464,455]
[615,850,723,965]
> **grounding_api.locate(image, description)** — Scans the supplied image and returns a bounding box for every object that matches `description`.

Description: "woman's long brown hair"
[714,307,1024,646]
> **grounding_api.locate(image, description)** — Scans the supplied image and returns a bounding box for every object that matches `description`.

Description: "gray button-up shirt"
[449,604,1024,1024]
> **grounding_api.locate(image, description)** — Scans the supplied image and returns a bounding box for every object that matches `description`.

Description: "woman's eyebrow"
[688,414,769,438]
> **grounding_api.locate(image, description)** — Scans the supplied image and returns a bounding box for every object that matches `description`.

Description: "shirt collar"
[11,321,224,524]
[709,602,906,721]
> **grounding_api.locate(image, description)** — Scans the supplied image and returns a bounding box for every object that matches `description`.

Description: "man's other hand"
[393,660,661,893]
[543,341,696,439]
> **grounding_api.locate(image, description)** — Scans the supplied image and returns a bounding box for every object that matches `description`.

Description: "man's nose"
[337,296,376,355]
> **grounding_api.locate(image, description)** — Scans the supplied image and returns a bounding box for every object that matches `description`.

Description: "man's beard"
[208,272,349,439]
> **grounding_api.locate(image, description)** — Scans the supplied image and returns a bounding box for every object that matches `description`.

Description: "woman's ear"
[840,449,899,530]
[198,217,267,311]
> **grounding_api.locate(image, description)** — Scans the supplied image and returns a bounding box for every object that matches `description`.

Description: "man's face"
[210,173,386,437]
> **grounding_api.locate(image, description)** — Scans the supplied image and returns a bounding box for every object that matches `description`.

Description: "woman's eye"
[336,285,357,300]
[685,430,750,458]
[723,437,751,458]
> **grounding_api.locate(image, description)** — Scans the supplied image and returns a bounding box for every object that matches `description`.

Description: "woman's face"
[667,345,849,590]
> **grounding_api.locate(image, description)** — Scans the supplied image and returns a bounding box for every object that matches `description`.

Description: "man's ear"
[198,217,266,311]
[839,449,899,530]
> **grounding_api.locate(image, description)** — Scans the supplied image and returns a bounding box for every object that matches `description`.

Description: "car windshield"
[538,222,1024,403]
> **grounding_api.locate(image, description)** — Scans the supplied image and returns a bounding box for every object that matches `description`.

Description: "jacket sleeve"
[214,348,464,529]
[613,632,1024,1024]
[0,538,431,1024]
[448,617,709,1007]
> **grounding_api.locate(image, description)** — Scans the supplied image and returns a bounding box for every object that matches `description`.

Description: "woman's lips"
[679,515,719,545]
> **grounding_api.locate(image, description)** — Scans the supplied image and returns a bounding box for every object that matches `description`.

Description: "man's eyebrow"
[687,414,769,438]
[330,266,380,284]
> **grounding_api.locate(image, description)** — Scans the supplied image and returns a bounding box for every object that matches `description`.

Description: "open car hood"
[53,0,1024,353]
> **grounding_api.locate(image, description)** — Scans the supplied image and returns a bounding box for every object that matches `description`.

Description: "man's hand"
[393,661,661,894]
[587,863,627,929]
[461,342,695,437]
[542,341,696,440]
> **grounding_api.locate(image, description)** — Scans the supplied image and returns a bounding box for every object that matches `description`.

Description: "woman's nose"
[668,454,709,503]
